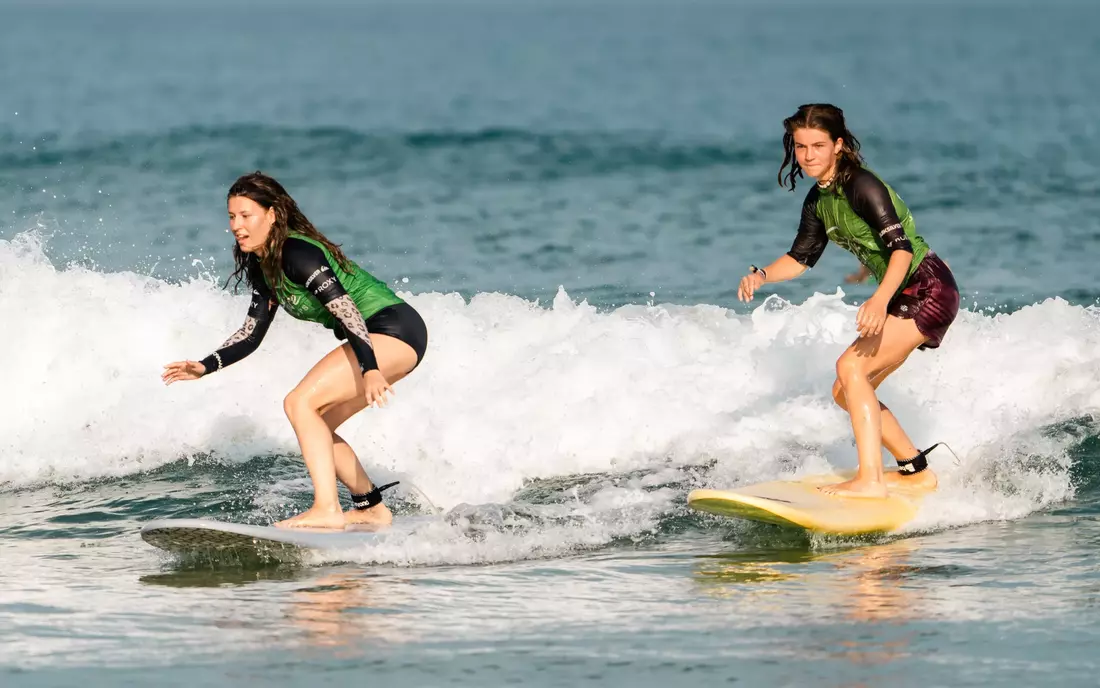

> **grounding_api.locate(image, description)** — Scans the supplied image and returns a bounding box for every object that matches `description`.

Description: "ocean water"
[3,1,1100,686]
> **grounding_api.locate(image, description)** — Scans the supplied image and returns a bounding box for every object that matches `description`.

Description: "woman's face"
[228,196,275,255]
[793,127,843,181]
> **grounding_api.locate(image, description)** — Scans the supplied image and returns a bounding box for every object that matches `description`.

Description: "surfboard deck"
[687,468,935,535]
[140,516,434,556]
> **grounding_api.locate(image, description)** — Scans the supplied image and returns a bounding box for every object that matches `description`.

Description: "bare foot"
[344,503,393,528]
[819,477,888,499]
[885,467,938,490]
[275,506,346,530]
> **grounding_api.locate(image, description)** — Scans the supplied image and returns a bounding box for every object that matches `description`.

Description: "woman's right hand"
[162,360,206,385]
[738,272,765,302]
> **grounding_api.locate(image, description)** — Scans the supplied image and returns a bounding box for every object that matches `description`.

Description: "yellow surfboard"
[687,468,935,535]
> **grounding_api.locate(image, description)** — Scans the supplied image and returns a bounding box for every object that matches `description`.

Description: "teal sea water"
[3,2,1100,685]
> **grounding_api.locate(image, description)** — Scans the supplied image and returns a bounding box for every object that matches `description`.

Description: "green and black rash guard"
[787,167,929,286]
[200,237,402,375]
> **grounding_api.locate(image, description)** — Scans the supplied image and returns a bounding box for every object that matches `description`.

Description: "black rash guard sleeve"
[200,260,278,375]
[846,168,913,253]
[280,237,379,374]
[786,186,829,268]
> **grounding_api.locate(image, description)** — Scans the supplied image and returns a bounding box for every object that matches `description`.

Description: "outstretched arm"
[737,255,808,302]
[162,275,278,385]
[199,290,279,374]
[739,187,824,302]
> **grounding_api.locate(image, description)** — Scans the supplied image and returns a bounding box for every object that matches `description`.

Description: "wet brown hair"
[778,103,864,191]
[224,171,352,292]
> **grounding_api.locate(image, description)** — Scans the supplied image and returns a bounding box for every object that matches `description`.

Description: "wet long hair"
[778,104,864,191]
[224,171,352,292]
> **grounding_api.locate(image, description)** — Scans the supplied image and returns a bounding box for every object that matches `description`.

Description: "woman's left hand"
[856,296,889,338]
[363,369,394,407]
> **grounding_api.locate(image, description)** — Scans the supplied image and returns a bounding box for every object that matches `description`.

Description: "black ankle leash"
[350,481,400,510]
[897,443,941,476]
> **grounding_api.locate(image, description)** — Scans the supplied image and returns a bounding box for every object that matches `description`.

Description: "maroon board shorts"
[886,252,960,350]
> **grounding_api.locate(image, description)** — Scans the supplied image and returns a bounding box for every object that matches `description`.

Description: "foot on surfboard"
[818,478,888,499]
[274,507,346,530]
[884,467,938,490]
[344,503,393,527]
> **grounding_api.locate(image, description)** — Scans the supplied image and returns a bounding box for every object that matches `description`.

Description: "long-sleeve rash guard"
[786,167,928,285]
[200,237,380,375]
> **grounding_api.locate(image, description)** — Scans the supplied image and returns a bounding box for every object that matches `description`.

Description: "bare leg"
[819,316,929,498]
[276,345,361,529]
[831,364,938,490]
[319,334,418,526]
[275,334,419,529]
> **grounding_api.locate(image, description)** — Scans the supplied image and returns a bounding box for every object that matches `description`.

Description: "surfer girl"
[738,104,958,498]
[162,172,428,529]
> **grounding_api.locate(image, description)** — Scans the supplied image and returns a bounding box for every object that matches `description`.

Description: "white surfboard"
[140,516,435,557]
[687,468,936,536]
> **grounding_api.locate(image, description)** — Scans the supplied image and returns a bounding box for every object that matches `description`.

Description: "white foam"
[2,230,1097,564]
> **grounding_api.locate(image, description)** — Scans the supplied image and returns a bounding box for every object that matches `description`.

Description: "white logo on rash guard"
[313,276,337,295]
[879,222,909,249]
[304,266,330,288]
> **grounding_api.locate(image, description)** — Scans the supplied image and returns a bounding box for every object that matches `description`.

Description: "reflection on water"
[141,567,305,588]
[285,573,421,650]
[694,538,923,618]
[692,537,929,676]
[141,566,421,651]
[693,547,822,585]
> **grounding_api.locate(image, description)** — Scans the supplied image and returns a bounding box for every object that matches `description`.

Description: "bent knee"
[834,354,868,386]
[283,388,317,420]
